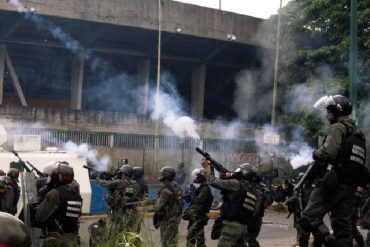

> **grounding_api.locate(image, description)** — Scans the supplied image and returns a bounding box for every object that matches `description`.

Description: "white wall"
[0,151,91,213]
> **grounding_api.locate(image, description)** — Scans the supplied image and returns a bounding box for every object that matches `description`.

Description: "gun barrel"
[195,147,229,173]
[26,161,44,177]
[83,165,96,171]
[11,150,19,158]
[294,162,316,191]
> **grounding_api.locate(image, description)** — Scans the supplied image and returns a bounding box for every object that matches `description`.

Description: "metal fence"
[12,128,258,153]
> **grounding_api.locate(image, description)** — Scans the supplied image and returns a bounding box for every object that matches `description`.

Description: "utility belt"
[318,162,368,190]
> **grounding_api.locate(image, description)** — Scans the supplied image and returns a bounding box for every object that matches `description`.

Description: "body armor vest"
[336,122,368,186]
[221,180,258,225]
[44,186,82,233]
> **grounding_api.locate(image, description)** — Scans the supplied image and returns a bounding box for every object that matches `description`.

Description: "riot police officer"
[132,167,148,200]
[0,176,14,214]
[7,168,20,215]
[201,160,260,247]
[0,212,31,247]
[246,168,267,247]
[154,166,183,247]
[301,95,368,247]
[96,164,131,216]
[184,168,213,247]
[35,163,82,247]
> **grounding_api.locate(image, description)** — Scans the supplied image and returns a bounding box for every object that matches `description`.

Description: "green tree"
[263,0,370,139]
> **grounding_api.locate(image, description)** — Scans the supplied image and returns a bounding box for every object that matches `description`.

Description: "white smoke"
[8,0,103,68]
[288,142,313,169]
[62,141,110,172]
[211,120,246,140]
[150,72,200,139]
[232,69,273,121]
[255,124,315,169]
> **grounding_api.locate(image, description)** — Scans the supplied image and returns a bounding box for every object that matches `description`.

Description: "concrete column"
[0,44,5,104]
[70,54,84,110]
[191,64,206,119]
[137,58,150,115]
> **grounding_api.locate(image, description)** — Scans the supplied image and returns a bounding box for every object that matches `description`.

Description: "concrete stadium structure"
[0,0,276,175]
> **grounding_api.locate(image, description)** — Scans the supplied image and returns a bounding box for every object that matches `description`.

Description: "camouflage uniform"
[97,177,128,215]
[154,181,183,247]
[301,119,364,246]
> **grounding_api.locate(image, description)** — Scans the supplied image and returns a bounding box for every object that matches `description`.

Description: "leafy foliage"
[264,0,370,139]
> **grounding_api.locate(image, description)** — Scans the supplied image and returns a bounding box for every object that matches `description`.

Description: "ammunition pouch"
[211,217,223,240]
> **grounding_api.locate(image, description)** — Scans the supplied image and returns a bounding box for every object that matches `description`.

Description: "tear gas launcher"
[195,147,229,173]
[83,165,115,180]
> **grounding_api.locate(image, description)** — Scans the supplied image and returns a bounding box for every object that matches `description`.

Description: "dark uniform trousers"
[186,215,208,247]
[218,220,248,247]
[301,183,356,247]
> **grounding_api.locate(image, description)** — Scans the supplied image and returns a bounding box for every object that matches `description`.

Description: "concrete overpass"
[0,0,272,170]
[0,0,268,120]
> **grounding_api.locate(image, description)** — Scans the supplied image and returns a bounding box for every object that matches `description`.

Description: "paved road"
[78,212,368,246]
[79,212,298,246]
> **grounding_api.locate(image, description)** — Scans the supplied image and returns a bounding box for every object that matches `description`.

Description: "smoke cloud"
[63,141,110,172]
[0,118,110,171]
[149,72,200,139]
[8,0,104,69]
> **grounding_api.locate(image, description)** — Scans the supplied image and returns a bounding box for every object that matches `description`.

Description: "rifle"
[124,199,155,207]
[26,161,44,177]
[83,165,115,180]
[195,147,229,173]
[294,161,316,192]
[11,150,32,173]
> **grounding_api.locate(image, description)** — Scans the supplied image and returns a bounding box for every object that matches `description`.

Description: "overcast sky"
[172,0,291,19]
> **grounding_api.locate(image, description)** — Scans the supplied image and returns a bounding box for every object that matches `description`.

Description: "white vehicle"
[0,150,92,214]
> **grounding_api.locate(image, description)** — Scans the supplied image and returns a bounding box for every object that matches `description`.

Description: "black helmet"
[7,168,19,180]
[159,166,176,181]
[325,95,352,117]
[233,163,258,181]
[0,169,5,176]
[119,165,133,178]
[132,167,144,178]
[50,163,74,185]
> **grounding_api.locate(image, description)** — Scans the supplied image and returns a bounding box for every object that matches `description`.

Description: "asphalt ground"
[77,212,303,247]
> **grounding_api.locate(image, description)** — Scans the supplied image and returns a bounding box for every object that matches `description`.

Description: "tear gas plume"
[288,142,314,169]
[150,72,200,139]
[63,141,110,172]
[212,120,245,140]
[232,69,273,121]
[8,0,104,69]
[255,124,314,169]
